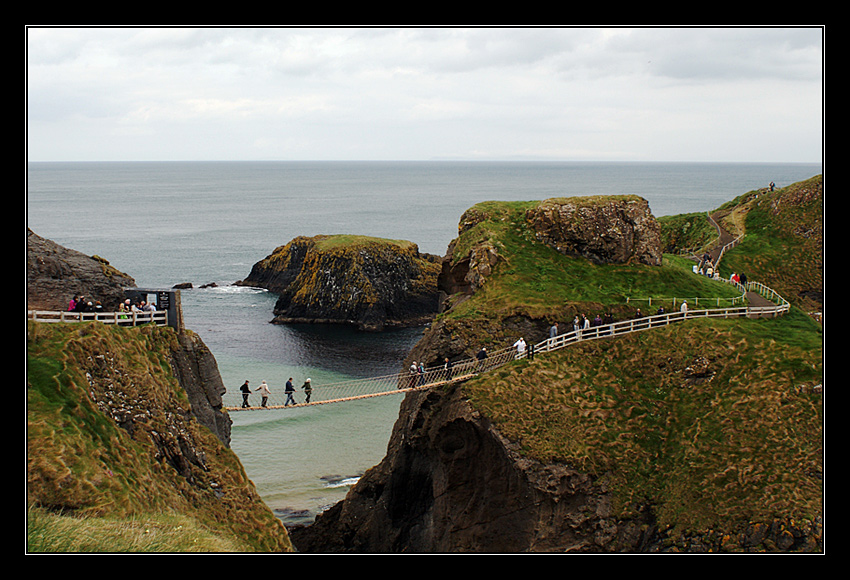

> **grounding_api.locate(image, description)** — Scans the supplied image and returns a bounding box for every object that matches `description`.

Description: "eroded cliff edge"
[27,231,292,551]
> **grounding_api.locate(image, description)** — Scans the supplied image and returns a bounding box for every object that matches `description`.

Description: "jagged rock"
[237,235,442,331]
[525,196,662,266]
[27,228,136,311]
[168,331,231,447]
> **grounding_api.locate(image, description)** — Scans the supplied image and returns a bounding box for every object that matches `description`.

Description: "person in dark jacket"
[240,380,251,408]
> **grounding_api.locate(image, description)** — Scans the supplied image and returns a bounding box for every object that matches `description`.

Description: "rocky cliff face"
[524,196,662,266]
[27,228,137,311]
[168,330,232,448]
[289,382,643,552]
[238,235,442,331]
[290,195,821,553]
[27,230,231,447]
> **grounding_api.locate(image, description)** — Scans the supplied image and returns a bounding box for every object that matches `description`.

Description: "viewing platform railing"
[27,309,168,327]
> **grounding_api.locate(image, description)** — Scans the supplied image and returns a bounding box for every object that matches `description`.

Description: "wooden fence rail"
[27,309,168,327]
[26,277,791,411]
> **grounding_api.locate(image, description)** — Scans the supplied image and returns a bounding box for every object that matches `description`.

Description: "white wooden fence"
[27,309,168,327]
[534,283,789,358]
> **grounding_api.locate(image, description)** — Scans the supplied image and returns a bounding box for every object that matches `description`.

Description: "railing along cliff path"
[225,278,791,412]
[27,308,168,327]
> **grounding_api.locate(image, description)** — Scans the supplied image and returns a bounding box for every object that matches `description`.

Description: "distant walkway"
[707,212,737,265]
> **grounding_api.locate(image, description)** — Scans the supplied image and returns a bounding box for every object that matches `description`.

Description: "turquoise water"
[26,160,822,524]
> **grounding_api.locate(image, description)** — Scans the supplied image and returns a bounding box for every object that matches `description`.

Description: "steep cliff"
[238,235,442,331]
[291,317,823,553]
[27,321,293,552]
[26,233,292,552]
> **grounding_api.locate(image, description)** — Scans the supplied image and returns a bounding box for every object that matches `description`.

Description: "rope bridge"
[225,279,791,412]
[226,346,519,411]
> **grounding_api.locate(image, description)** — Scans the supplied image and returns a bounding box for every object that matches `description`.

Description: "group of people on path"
[238,377,313,408]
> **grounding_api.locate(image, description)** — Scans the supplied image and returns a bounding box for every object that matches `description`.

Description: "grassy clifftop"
[415,196,745,365]
[27,321,293,552]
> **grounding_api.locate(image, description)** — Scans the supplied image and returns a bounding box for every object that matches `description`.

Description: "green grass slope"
[716,176,823,313]
[437,199,745,351]
[462,312,822,539]
[659,175,823,314]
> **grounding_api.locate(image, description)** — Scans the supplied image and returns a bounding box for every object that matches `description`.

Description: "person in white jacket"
[256,380,271,408]
[513,337,527,358]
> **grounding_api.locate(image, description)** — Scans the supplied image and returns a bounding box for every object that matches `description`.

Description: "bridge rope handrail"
[226,279,790,412]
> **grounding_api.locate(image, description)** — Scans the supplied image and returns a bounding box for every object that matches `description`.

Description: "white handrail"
[27,309,168,327]
[26,279,790,411]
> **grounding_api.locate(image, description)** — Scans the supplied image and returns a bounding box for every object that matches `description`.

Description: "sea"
[25,160,822,525]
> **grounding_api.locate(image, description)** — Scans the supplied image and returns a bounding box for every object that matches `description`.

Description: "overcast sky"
[26,26,824,163]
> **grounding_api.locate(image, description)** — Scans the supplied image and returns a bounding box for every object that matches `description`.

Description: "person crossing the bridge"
[240,380,251,408]
[302,378,313,403]
[284,378,297,406]
[256,380,271,408]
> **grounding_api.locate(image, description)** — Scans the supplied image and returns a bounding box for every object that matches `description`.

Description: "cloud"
[26,26,824,162]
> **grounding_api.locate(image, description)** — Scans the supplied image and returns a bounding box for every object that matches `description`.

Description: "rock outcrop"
[238,235,442,331]
[168,330,232,447]
[417,196,664,368]
[289,382,636,552]
[27,228,137,311]
[525,195,662,266]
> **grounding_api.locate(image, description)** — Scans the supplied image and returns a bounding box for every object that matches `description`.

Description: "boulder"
[525,195,662,266]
